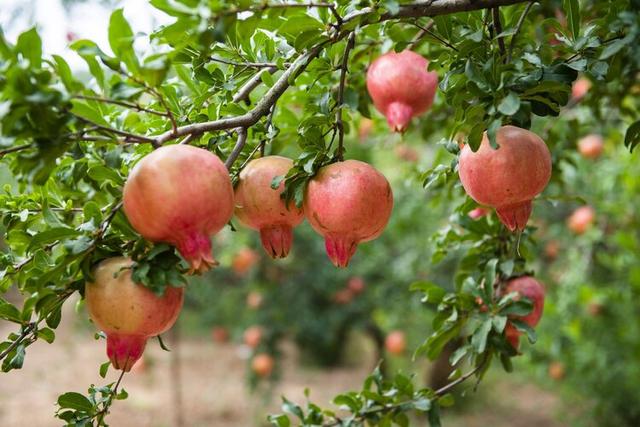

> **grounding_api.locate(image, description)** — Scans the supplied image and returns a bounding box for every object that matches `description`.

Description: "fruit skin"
[578,134,604,159]
[85,257,184,372]
[231,247,260,276]
[252,353,275,377]
[567,206,595,235]
[304,160,393,267]
[244,326,263,349]
[502,276,545,351]
[123,145,234,273]
[458,126,552,231]
[385,330,407,355]
[235,156,304,258]
[468,207,488,220]
[366,50,438,132]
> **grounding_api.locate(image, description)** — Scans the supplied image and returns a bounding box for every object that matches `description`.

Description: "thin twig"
[225,127,248,170]
[507,1,535,63]
[208,57,279,68]
[335,32,356,161]
[72,115,157,145]
[413,22,458,51]
[0,143,34,158]
[408,21,435,49]
[72,95,168,116]
[492,7,506,60]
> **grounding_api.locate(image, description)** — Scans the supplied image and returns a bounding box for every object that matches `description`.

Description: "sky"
[0,0,173,69]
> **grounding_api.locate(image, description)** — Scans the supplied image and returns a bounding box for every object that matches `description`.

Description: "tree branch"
[225,127,248,170]
[507,1,535,63]
[0,143,34,158]
[232,67,277,104]
[335,32,356,161]
[73,115,158,145]
[492,7,507,59]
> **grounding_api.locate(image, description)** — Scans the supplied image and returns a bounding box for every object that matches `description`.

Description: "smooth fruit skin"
[235,156,304,258]
[366,50,438,132]
[85,257,184,372]
[503,276,545,351]
[123,145,234,273]
[304,160,394,267]
[385,330,407,355]
[567,205,595,234]
[458,126,552,231]
[578,134,604,159]
[252,353,275,378]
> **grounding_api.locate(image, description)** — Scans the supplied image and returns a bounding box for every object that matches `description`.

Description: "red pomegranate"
[235,156,304,258]
[85,257,184,371]
[304,160,393,267]
[246,291,263,309]
[458,126,552,231]
[252,353,275,377]
[347,277,366,295]
[385,330,407,355]
[332,288,354,305]
[243,325,263,349]
[578,134,604,159]
[571,77,591,101]
[366,50,438,132]
[502,276,545,350]
[231,247,260,276]
[123,145,234,273]
[567,205,595,234]
[212,326,230,343]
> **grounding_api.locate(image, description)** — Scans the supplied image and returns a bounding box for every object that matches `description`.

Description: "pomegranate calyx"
[495,200,533,232]
[259,224,294,259]
[106,333,147,372]
[324,236,358,268]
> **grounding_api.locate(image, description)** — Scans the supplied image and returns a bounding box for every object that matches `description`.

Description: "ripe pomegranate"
[304,160,393,267]
[468,207,489,220]
[332,288,354,305]
[235,156,304,258]
[85,257,184,372]
[366,50,438,132]
[246,291,263,310]
[358,118,374,142]
[244,325,263,349]
[458,126,552,231]
[572,77,591,101]
[123,145,234,273]
[567,206,595,234]
[231,247,260,276]
[212,326,229,343]
[548,361,565,380]
[544,240,560,260]
[347,277,365,295]
[502,276,545,350]
[385,330,407,355]
[578,134,604,159]
[252,353,275,378]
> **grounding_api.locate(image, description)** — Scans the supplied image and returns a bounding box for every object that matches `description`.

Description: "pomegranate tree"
[458,126,552,231]
[85,257,184,371]
[366,50,438,132]
[123,145,234,273]
[502,276,545,350]
[304,160,393,267]
[234,156,304,258]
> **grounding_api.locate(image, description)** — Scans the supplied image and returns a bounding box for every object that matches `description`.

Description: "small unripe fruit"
[246,291,263,310]
[347,277,366,295]
[567,206,595,235]
[252,353,275,377]
[544,240,560,260]
[385,330,407,355]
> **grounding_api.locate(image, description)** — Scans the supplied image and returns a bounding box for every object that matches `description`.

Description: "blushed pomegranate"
[347,277,365,295]
[244,325,263,349]
[502,276,545,350]
[366,50,438,132]
[235,156,304,258]
[304,160,393,267]
[246,291,263,309]
[385,330,407,355]
[548,361,565,380]
[231,247,260,275]
[567,205,595,234]
[578,134,604,159]
[252,353,274,377]
[572,77,591,101]
[458,126,552,231]
[123,145,234,273]
[85,257,184,372]
[332,288,354,305]
[358,118,374,143]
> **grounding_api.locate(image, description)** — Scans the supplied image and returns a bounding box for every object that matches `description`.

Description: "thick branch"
[225,128,248,170]
[232,67,277,104]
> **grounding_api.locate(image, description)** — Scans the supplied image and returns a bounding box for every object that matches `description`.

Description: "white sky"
[0,0,173,69]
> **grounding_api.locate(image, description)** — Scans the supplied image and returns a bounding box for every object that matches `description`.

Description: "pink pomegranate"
[578,134,604,159]
[304,160,393,267]
[347,276,366,294]
[123,145,234,273]
[567,205,595,234]
[468,207,489,220]
[502,276,545,350]
[366,50,438,132]
[571,77,591,101]
[458,126,552,231]
[234,156,304,258]
[85,257,184,371]
[385,330,407,355]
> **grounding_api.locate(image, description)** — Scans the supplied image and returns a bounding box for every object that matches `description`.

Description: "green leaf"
[471,318,492,353]
[108,9,138,72]
[37,327,55,343]
[99,361,110,378]
[563,0,580,40]
[57,392,94,412]
[624,120,640,153]
[0,299,22,323]
[16,28,42,68]
[498,92,520,116]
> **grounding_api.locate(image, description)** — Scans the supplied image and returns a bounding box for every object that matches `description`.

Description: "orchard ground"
[0,296,586,427]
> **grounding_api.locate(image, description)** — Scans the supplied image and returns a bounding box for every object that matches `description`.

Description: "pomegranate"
[578,134,604,159]
[587,301,604,317]
[567,206,595,234]
[212,326,230,343]
[347,277,365,295]
[85,257,184,372]
[358,118,374,142]
[244,325,263,349]
[548,361,565,380]
[571,77,591,101]
[246,291,263,309]
[468,207,489,220]
[304,160,393,267]
[458,126,552,231]
[332,289,354,305]
[234,156,304,258]
[231,247,260,276]
[385,330,407,355]
[502,276,545,350]
[544,240,560,260]
[394,144,420,162]
[123,145,234,273]
[252,353,275,378]
[366,50,438,132]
